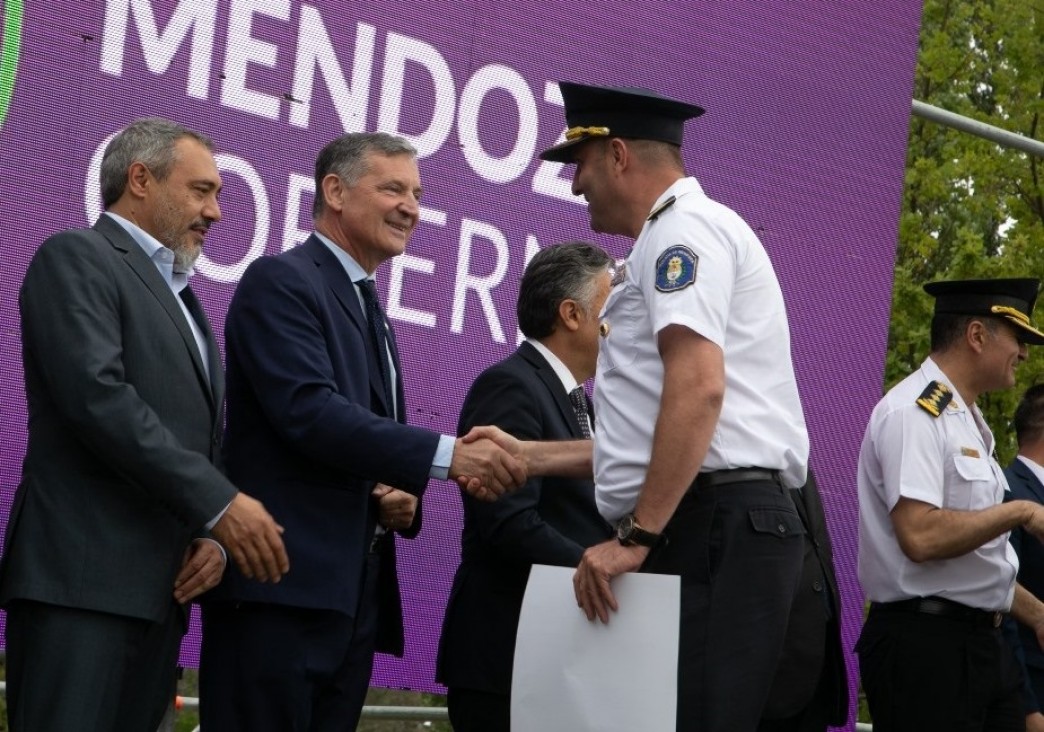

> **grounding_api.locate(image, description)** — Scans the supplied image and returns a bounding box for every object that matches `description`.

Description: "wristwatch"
[616,513,662,548]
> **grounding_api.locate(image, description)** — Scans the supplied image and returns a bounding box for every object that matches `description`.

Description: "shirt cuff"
[429,434,454,480]
[195,537,228,565]
[205,500,232,531]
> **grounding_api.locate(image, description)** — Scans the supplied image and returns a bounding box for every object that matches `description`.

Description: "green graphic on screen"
[0,0,24,129]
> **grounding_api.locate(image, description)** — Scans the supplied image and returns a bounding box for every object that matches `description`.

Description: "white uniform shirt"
[593,177,809,521]
[857,356,1018,611]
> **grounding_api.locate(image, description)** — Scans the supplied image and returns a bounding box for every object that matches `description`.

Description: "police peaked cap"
[539,82,705,163]
[924,277,1044,345]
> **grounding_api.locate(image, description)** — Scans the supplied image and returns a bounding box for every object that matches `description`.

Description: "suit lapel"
[305,236,392,416]
[179,286,223,408]
[518,341,584,438]
[95,216,214,406]
[1014,459,1044,504]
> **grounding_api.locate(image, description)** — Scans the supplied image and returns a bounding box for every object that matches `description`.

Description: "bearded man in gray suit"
[0,117,289,732]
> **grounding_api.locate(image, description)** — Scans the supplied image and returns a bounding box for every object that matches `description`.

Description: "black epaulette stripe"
[647,195,677,221]
[915,380,952,418]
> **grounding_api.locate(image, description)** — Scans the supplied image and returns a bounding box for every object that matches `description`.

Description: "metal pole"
[912,99,1044,158]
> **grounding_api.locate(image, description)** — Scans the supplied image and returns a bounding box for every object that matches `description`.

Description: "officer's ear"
[965,318,991,353]
[607,138,629,174]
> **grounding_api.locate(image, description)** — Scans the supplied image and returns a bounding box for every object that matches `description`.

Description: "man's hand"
[449,435,526,502]
[210,492,289,583]
[373,483,417,532]
[173,538,226,604]
[458,426,592,488]
[1027,712,1044,732]
[1024,504,1044,544]
[573,539,649,624]
[461,425,524,459]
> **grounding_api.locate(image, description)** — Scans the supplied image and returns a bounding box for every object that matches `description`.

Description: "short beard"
[170,240,201,272]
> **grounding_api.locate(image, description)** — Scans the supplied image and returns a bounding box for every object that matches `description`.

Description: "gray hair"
[99,117,212,208]
[517,242,613,340]
[312,132,418,218]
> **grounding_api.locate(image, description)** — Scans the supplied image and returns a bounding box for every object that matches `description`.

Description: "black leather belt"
[692,468,781,490]
[871,596,1003,628]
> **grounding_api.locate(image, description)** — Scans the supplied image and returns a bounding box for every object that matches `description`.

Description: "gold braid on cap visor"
[565,126,610,141]
[991,305,1032,325]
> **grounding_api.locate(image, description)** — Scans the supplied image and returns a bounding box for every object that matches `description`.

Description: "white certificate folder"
[511,564,680,732]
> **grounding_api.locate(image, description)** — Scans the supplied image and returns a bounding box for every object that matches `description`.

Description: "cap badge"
[565,125,610,141]
[991,305,1031,325]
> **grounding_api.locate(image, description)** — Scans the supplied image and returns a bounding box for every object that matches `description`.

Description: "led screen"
[0,0,923,721]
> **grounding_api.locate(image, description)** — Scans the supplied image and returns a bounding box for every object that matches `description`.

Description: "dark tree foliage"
[891,0,1044,462]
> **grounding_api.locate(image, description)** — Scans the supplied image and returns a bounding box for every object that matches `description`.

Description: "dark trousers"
[757,660,832,732]
[447,687,511,732]
[4,599,183,732]
[857,605,1023,732]
[199,552,381,732]
[642,479,804,732]
[1029,664,1044,713]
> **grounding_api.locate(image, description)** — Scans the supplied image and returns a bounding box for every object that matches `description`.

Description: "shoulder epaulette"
[915,381,952,417]
[647,195,677,221]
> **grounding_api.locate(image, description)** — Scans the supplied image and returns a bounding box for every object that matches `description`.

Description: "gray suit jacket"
[0,215,236,622]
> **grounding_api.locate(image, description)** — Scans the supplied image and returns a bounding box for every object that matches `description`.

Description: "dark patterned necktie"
[357,278,394,412]
[569,386,593,439]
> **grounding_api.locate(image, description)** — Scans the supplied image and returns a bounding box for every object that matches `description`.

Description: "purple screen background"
[0,1,923,725]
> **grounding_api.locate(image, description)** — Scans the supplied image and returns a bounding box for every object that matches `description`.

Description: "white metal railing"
[2,680,872,729]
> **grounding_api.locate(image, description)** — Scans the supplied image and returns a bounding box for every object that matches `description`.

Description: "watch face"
[616,515,634,542]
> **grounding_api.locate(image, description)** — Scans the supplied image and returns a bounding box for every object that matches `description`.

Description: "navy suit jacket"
[1006,459,1044,688]
[436,342,613,694]
[210,235,440,654]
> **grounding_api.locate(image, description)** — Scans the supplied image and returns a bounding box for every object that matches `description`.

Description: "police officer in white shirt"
[465,81,812,732]
[857,278,1044,732]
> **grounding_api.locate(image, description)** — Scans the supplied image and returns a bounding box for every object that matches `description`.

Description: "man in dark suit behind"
[759,468,849,731]
[0,117,288,732]
[1004,384,1044,732]
[199,132,525,731]
[437,242,615,731]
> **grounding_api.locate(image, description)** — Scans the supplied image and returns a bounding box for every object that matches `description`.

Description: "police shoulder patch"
[915,381,952,418]
[655,245,698,293]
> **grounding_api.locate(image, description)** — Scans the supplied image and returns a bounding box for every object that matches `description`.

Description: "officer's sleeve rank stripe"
[915,381,952,417]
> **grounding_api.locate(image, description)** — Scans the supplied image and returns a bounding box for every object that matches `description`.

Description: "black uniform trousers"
[857,603,1023,732]
[641,476,804,732]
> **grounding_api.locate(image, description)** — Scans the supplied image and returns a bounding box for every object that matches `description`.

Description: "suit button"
[777,523,786,535]
[812,580,823,592]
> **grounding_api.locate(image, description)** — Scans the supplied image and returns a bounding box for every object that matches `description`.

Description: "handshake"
[451,425,528,501]
[450,426,593,502]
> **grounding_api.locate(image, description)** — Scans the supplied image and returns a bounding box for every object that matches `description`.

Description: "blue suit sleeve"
[225,255,440,492]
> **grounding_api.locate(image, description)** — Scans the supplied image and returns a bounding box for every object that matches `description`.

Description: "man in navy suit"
[199,132,525,731]
[1005,384,1044,732]
[437,242,615,731]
